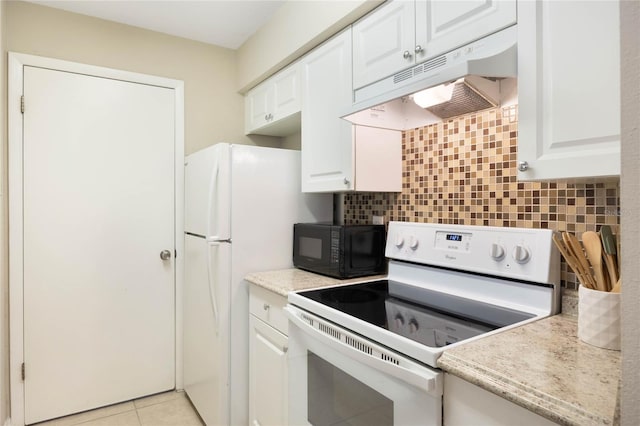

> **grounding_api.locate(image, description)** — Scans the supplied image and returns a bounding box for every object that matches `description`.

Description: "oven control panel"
[385,222,559,284]
[434,231,472,253]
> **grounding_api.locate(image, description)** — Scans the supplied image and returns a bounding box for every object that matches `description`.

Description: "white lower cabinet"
[249,285,288,426]
[443,374,558,426]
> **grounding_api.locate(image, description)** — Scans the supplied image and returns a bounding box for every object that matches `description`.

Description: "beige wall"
[236,0,382,92]
[620,1,639,424]
[5,0,280,155]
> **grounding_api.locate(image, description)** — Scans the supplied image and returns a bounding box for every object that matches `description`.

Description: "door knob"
[160,250,172,260]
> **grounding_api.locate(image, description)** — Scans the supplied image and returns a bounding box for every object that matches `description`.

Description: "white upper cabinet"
[418,0,516,59]
[517,0,620,180]
[353,0,516,90]
[301,29,355,192]
[245,63,301,136]
[352,1,417,90]
[301,28,402,193]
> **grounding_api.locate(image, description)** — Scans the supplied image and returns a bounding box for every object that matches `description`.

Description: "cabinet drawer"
[249,285,288,336]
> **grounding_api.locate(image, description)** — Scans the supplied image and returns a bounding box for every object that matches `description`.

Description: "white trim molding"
[8,52,185,426]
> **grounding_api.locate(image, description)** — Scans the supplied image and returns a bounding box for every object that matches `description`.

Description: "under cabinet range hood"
[344,25,518,130]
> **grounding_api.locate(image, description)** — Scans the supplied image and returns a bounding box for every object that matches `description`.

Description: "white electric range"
[285,221,560,426]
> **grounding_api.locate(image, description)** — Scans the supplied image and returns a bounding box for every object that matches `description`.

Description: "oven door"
[286,306,443,426]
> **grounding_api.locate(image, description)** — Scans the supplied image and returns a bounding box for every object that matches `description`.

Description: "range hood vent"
[393,56,448,85]
[344,25,517,122]
[423,77,499,119]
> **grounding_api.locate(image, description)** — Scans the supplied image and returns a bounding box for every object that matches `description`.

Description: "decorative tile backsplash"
[343,106,620,290]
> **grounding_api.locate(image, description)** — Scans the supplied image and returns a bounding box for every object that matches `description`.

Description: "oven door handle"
[285,307,441,393]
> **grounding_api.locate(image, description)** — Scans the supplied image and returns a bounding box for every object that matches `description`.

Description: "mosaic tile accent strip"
[343,106,620,290]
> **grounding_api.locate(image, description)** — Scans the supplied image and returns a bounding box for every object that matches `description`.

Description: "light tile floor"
[32,391,204,426]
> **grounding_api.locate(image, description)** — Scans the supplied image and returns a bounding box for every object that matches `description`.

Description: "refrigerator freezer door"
[184,234,232,425]
[185,143,231,239]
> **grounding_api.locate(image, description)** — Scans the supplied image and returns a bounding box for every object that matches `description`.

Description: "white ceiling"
[28,0,286,49]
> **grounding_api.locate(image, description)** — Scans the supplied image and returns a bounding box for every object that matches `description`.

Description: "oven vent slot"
[381,353,400,365]
[301,313,314,327]
[318,322,341,340]
[298,310,427,379]
[345,336,373,355]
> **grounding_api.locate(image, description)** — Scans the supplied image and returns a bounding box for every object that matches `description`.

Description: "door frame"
[8,52,185,426]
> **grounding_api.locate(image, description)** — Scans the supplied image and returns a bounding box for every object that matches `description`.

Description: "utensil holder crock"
[578,285,621,350]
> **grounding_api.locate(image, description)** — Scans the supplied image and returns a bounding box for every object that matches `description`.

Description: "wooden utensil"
[552,233,594,289]
[600,225,618,285]
[611,279,621,293]
[562,232,597,290]
[582,231,608,292]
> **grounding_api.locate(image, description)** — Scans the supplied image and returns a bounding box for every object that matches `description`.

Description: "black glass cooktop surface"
[297,280,535,348]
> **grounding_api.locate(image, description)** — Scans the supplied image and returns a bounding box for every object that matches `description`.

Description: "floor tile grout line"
[72,408,138,426]
[134,406,143,426]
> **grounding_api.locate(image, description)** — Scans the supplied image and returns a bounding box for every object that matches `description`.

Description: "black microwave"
[293,223,387,279]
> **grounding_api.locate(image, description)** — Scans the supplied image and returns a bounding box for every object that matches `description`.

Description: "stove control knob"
[409,236,419,250]
[394,314,405,329]
[409,319,419,334]
[512,245,531,264]
[490,243,506,261]
[395,235,405,248]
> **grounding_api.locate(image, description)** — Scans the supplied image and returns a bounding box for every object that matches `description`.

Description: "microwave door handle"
[285,307,439,393]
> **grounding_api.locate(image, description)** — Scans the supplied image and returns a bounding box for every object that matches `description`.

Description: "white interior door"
[22,65,176,424]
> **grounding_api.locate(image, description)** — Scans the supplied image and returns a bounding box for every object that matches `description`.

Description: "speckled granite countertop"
[437,314,620,426]
[244,268,386,297]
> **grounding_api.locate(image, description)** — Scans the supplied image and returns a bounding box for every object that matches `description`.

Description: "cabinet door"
[301,29,354,192]
[352,0,417,89]
[249,315,288,426]
[416,0,516,60]
[272,65,300,121]
[444,374,557,426]
[517,0,620,180]
[245,82,273,133]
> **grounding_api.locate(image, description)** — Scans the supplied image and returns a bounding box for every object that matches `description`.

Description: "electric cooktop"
[297,279,535,349]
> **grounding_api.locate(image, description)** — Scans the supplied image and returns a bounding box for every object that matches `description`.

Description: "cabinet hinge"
[21,363,25,381]
[20,95,25,114]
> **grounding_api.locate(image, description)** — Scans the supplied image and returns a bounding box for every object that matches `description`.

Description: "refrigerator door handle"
[206,236,232,244]
[206,155,220,239]
[205,242,220,335]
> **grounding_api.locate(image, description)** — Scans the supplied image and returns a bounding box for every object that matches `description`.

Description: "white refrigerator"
[183,143,331,425]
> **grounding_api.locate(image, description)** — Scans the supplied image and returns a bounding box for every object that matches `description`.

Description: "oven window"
[307,351,393,425]
[300,237,323,259]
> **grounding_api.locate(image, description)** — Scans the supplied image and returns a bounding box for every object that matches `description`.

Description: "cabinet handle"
[264,114,269,121]
[263,303,270,311]
[518,161,529,172]
[343,178,350,186]
[414,45,423,54]
[403,50,412,59]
